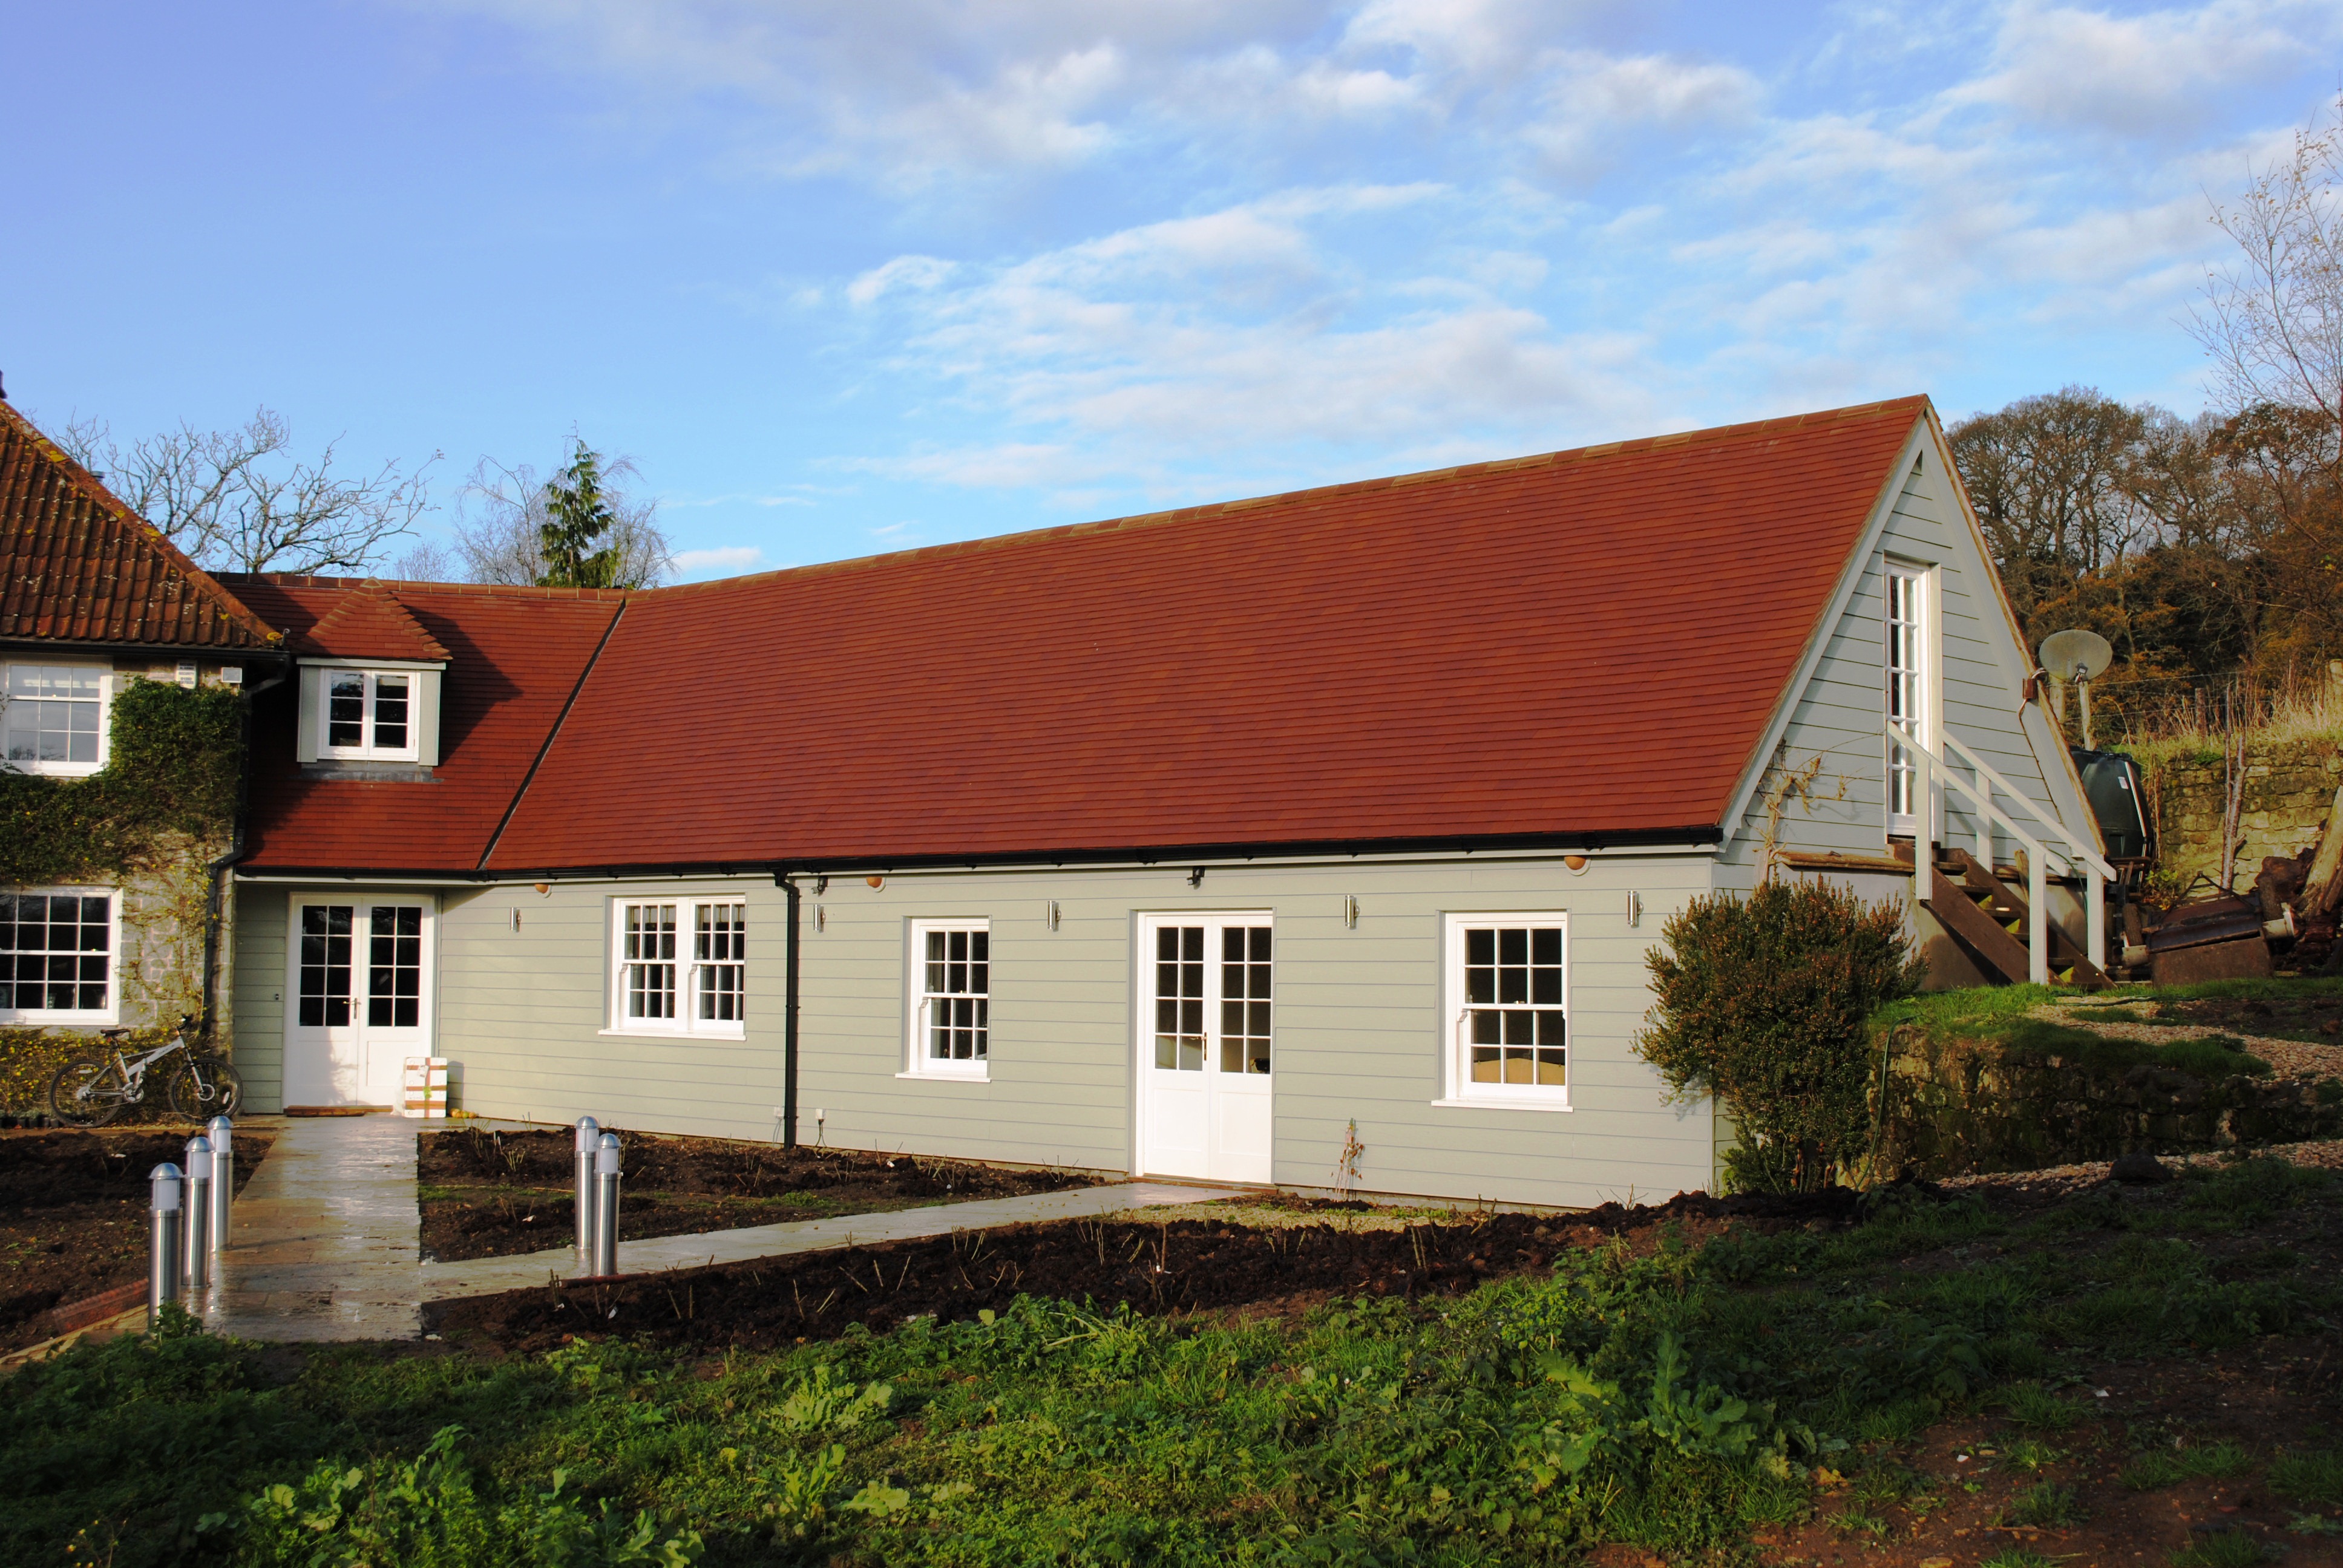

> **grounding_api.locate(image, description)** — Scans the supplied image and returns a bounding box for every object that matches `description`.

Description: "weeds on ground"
[2169,1529,2269,1568]
[0,1157,2334,1567]
[2122,1440,2254,1491]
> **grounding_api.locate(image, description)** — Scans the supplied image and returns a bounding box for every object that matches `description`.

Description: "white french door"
[284,897,433,1107]
[1136,913,1273,1184]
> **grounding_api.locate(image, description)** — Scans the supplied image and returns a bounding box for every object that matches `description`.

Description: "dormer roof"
[293,581,451,663]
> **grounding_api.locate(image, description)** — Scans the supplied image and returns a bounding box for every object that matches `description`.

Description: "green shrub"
[1637,878,1923,1193]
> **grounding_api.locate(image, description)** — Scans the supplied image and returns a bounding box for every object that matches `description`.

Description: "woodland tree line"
[1950,98,2343,736]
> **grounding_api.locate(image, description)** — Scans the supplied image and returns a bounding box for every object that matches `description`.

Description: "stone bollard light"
[149,1163,183,1327]
[207,1115,234,1256]
[182,1135,213,1291]
[573,1116,600,1269]
[590,1131,622,1278]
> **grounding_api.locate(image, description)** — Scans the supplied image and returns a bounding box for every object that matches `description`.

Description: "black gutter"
[782,875,802,1150]
[200,654,295,1043]
[475,600,626,871]
[236,826,1723,886]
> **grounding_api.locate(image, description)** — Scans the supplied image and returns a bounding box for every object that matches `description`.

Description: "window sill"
[7,763,102,779]
[1430,1097,1573,1113]
[0,1013,119,1027]
[896,1070,991,1084]
[596,1026,748,1043]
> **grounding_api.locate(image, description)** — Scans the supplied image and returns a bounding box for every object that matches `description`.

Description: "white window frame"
[0,886,122,1025]
[1435,912,1571,1111]
[604,897,748,1040]
[902,918,991,1080]
[1885,559,1934,838]
[2,662,111,778]
[318,668,421,762]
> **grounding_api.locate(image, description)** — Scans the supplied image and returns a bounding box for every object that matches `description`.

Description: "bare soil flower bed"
[418,1126,1089,1263]
[424,1189,1846,1352]
[0,1127,272,1350]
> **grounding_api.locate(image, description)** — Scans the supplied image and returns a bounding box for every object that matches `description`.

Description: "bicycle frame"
[99,1036,190,1096]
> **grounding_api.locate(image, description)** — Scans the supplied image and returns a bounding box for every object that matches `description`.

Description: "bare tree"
[390,539,459,581]
[453,443,671,589]
[53,408,434,575]
[2193,91,2343,472]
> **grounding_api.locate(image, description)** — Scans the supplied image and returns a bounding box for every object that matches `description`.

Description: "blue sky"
[6,1,2339,580]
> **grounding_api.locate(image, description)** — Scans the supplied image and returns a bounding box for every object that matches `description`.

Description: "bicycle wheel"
[49,1054,133,1127]
[168,1056,244,1121]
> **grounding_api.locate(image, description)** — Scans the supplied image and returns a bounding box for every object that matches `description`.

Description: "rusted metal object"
[2147,895,2273,984]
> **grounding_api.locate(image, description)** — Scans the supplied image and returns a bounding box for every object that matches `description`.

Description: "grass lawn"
[5,1158,2341,1566]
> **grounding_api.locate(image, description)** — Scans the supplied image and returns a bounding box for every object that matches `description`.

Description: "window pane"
[1460,922,1565,1094]
[918,926,985,1060]
[366,905,422,1028]
[372,675,409,751]
[298,904,352,1028]
[327,673,365,748]
[4,668,102,769]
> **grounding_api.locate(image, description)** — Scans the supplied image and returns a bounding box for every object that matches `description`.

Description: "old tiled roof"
[233,397,1933,876]
[482,397,1935,872]
[223,578,623,872]
[0,399,281,650]
[294,581,452,662]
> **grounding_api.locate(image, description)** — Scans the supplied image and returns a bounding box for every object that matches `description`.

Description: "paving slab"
[421,1180,1257,1301]
[202,1114,420,1341]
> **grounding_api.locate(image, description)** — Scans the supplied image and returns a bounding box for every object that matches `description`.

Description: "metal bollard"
[573,1116,600,1269]
[182,1136,212,1290]
[208,1115,234,1255]
[149,1163,183,1327]
[589,1131,621,1277]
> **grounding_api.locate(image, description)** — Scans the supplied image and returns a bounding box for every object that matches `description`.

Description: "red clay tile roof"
[0,400,280,651]
[468,396,1933,874]
[294,582,452,662]
[223,577,623,872]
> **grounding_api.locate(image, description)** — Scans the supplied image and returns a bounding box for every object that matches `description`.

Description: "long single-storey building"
[0,392,2114,1207]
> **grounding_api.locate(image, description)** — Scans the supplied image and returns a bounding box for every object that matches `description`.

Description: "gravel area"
[1936,1137,2343,1202]
[2039,1001,2343,1080]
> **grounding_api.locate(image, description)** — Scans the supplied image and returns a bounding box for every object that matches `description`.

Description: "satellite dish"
[2037,628,2112,682]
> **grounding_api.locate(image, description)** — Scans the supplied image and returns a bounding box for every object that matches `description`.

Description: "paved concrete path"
[204,1114,421,1342]
[193,1116,1253,1337]
[421,1179,1255,1301]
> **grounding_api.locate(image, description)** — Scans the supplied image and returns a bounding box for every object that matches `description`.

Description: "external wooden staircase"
[1921,846,2109,989]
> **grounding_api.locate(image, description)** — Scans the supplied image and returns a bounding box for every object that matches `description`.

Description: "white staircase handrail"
[1907,733,2109,984]
[1939,730,2114,881]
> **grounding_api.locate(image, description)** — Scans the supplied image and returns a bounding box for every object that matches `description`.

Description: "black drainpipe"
[780,872,801,1148]
[200,656,293,1045]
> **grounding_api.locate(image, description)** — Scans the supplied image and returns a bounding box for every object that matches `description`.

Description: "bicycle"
[48,1013,244,1126]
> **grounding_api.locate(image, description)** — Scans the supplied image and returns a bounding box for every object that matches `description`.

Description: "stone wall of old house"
[2146,736,2343,891]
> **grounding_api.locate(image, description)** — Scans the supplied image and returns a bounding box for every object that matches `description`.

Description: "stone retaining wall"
[2148,736,2343,890]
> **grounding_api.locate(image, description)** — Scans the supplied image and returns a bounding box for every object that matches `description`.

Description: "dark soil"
[416,1127,1091,1263]
[424,1188,1841,1352]
[1739,1334,2343,1567]
[2164,988,2343,1044]
[0,1128,273,1351]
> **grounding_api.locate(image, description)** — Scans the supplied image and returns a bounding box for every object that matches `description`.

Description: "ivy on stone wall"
[0,679,244,886]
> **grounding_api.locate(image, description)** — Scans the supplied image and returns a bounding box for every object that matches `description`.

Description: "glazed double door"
[1137,913,1273,1184]
[283,898,433,1108]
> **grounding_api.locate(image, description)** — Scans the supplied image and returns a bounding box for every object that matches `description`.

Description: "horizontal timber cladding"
[428,879,794,1141]
[796,852,1719,1210]
[1721,448,2063,881]
[229,887,288,1111]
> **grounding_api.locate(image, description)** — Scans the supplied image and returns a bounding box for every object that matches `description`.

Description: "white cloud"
[847,255,957,306]
[670,544,767,578]
[1959,0,2336,138]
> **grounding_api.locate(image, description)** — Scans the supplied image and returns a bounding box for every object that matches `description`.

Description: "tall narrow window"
[696,903,746,1022]
[320,670,419,760]
[367,906,422,1028]
[5,665,106,776]
[1444,914,1568,1105]
[299,904,354,1027]
[1886,563,1926,829]
[624,903,677,1020]
[1154,924,1205,1071]
[0,891,116,1021]
[612,898,747,1036]
[909,920,989,1074]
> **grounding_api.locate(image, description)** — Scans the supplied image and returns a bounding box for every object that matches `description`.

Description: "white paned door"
[1138,913,1273,1184]
[284,898,433,1107]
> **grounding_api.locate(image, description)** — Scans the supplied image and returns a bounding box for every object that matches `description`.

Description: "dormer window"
[323,670,418,760]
